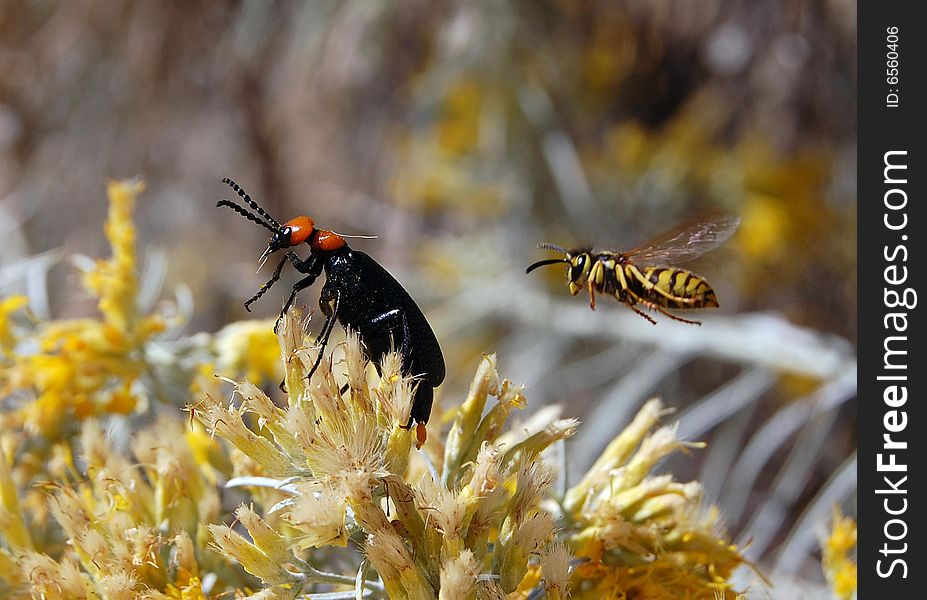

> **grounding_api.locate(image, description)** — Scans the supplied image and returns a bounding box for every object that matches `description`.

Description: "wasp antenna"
[217,199,279,233]
[222,177,281,228]
[538,242,569,253]
[526,257,570,274]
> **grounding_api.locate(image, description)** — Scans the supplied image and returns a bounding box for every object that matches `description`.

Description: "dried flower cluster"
[1,181,751,598]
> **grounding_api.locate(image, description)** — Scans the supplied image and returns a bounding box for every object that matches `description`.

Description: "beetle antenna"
[217,199,279,233]
[222,177,281,228]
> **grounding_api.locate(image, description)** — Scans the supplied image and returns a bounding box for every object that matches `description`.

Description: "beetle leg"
[274,255,324,333]
[246,251,315,313]
[288,251,319,275]
[360,308,428,429]
[305,287,341,381]
[365,308,412,365]
[276,277,313,333]
[245,254,289,311]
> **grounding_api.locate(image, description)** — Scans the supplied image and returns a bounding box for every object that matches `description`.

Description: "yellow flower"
[822,505,857,600]
[0,446,32,551]
[215,319,281,384]
[8,417,248,598]
[435,79,482,157]
[738,192,790,262]
[82,180,144,334]
[0,295,27,355]
[565,399,746,599]
[5,181,169,442]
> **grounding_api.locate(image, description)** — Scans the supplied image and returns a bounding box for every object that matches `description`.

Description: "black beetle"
[218,178,445,445]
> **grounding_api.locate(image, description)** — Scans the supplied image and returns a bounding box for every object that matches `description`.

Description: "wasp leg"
[305,287,342,381]
[626,302,658,325]
[643,301,702,325]
[625,264,656,291]
[615,264,635,299]
[588,280,597,310]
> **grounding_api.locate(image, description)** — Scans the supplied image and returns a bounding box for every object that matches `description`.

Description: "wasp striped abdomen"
[637,267,718,309]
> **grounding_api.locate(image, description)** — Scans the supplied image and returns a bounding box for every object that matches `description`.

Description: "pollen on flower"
[438,549,479,600]
[539,541,572,597]
[283,481,348,549]
[418,476,467,540]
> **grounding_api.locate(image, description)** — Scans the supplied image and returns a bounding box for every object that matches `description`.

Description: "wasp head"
[526,244,593,295]
[566,252,593,295]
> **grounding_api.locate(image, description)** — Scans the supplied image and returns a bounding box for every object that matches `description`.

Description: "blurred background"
[1,0,856,595]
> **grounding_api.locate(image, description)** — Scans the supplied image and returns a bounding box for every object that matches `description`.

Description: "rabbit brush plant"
[194,309,748,599]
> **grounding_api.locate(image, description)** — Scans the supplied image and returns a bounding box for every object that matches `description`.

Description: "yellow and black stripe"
[630,266,718,309]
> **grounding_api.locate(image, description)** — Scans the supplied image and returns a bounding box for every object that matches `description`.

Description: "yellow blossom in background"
[82,180,144,334]
[0,296,28,355]
[435,79,482,157]
[0,446,32,552]
[822,506,857,600]
[389,76,510,216]
[738,193,790,262]
[3,180,167,441]
[214,319,282,385]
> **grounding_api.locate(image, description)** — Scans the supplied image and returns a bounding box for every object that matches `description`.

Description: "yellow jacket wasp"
[526,216,740,325]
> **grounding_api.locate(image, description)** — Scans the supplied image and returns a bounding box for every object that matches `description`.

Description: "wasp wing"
[615,215,741,266]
